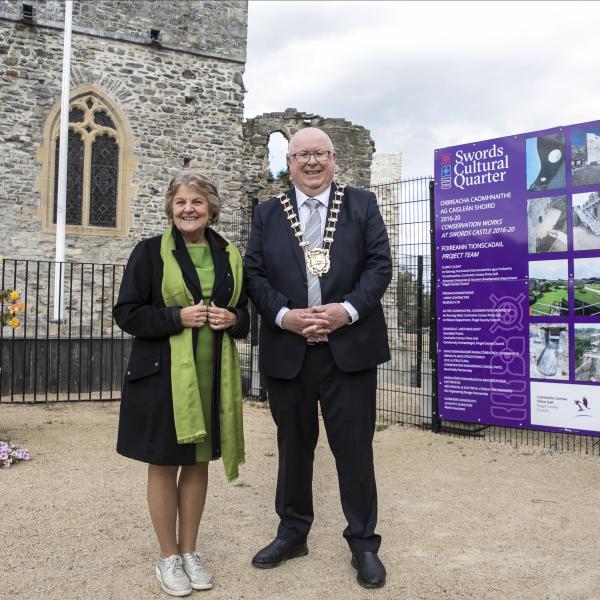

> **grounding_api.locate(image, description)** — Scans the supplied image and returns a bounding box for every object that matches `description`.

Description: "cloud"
[529,259,568,281]
[245,1,600,178]
[574,257,600,280]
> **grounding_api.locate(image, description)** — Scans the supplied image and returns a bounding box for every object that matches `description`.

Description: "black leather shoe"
[252,538,308,569]
[351,551,386,588]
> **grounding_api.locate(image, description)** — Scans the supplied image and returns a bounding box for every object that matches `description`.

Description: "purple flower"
[0,440,31,467]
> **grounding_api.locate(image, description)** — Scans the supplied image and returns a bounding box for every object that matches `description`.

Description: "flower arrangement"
[0,255,24,329]
[0,288,24,329]
[0,258,29,468]
[0,441,30,469]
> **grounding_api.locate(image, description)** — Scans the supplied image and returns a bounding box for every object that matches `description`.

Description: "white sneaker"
[181,551,213,590]
[155,554,192,597]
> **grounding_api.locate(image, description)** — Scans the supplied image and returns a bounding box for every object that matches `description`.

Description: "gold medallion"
[305,248,330,276]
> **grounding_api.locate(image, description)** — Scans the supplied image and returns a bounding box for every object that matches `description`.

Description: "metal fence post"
[415,255,423,388]
[429,180,441,433]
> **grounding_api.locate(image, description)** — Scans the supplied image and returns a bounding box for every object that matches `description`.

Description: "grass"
[530,288,568,314]
[574,289,600,305]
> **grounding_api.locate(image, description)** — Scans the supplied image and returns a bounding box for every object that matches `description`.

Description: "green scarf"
[160,227,245,481]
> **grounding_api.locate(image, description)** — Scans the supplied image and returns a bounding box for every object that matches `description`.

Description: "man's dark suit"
[244,183,392,552]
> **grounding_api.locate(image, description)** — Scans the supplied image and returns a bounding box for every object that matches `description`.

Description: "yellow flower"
[8,316,20,329]
[9,290,19,301]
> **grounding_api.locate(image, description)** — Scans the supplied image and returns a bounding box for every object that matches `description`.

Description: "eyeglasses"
[289,150,333,164]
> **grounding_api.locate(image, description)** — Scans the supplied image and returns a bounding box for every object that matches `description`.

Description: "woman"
[113,170,249,597]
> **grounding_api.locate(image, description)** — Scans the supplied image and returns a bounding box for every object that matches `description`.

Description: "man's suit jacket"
[244,184,392,379]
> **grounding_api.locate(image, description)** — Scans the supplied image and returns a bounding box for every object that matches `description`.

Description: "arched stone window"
[38,86,137,236]
[267,131,289,180]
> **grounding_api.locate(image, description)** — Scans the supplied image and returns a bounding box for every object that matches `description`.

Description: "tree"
[396,267,430,333]
[274,168,291,188]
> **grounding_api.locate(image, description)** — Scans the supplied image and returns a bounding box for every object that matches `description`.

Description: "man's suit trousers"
[265,343,382,553]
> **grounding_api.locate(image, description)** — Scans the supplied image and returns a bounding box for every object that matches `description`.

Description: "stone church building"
[1,0,248,265]
[0,0,406,400]
[0,0,393,267]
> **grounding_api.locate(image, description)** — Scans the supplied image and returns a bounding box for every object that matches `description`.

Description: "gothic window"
[89,134,118,227]
[53,130,84,225]
[39,87,137,237]
[51,95,120,227]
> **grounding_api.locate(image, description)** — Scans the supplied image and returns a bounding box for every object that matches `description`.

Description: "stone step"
[575,206,600,235]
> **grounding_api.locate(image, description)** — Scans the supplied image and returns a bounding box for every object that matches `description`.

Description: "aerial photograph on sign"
[574,257,600,316]
[527,195,567,253]
[528,259,569,316]
[529,322,569,380]
[572,126,600,187]
[526,133,566,192]
[574,324,600,382]
[572,190,600,250]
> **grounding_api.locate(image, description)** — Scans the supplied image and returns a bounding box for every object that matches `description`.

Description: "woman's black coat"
[113,227,249,466]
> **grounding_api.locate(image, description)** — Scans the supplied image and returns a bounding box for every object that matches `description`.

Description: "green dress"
[187,244,215,462]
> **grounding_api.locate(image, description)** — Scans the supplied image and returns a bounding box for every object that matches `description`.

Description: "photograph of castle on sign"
[527,196,567,253]
[573,191,600,250]
[529,323,569,380]
[574,257,600,316]
[529,259,569,316]
[526,133,566,192]
[572,126,600,187]
[575,324,600,382]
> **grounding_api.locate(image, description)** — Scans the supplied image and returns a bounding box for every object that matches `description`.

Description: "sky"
[574,257,600,280]
[572,192,592,208]
[529,259,567,281]
[244,1,600,179]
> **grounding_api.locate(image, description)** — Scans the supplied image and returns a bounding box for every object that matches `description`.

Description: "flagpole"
[53,0,73,322]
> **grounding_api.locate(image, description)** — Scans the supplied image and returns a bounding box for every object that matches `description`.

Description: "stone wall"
[370,153,403,311]
[0,0,247,265]
[242,108,374,204]
[371,153,402,185]
[0,0,247,63]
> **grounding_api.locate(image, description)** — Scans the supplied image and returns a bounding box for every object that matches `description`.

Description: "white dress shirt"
[275,185,359,328]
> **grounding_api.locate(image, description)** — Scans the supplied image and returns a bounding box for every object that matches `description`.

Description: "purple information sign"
[435,119,600,436]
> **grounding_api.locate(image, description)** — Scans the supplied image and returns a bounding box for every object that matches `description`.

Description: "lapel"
[206,228,230,304]
[171,226,203,303]
[317,184,338,298]
[332,181,349,225]
[282,187,308,281]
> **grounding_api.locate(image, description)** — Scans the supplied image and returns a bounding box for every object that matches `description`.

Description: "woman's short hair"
[165,170,220,225]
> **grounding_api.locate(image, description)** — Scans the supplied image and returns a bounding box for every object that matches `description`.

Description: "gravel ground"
[1,401,600,600]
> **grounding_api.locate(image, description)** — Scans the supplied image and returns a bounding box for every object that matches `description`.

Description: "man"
[244,127,392,589]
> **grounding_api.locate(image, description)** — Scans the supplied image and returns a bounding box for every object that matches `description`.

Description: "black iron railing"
[3,177,599,455]
[0,259,129,402]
